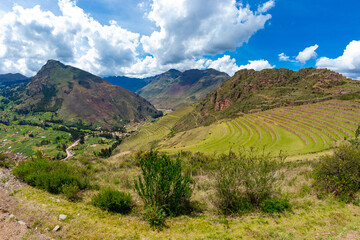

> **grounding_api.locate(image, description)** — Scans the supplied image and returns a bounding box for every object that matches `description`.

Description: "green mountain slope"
[16,60,162,127]
[174,67,360,132]
[0,73,30,89]
[136,69,229,109]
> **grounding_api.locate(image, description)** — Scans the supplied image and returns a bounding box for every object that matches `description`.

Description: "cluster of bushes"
[214,149,289,214]
[94,140,122,158]
[13,152,89,201]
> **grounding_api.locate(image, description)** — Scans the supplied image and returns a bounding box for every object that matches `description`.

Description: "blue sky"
[0,0,359,79]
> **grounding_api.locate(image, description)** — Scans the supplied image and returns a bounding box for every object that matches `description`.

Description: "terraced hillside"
[122,100,360,156]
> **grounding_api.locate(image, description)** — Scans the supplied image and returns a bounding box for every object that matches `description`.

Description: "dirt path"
[111,151,131,159]
[64,139,80,160]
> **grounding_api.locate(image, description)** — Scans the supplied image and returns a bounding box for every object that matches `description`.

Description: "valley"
[1,63,360,240]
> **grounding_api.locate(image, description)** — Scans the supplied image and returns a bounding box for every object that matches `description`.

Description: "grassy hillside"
[16,60,162,128]
[120,99,360,156]
[174,68,360,131]
[3,147,360,239]
[115,105,194,154]
[137,69,229,109]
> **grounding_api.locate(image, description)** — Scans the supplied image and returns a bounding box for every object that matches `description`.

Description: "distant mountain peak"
[16,60,162,127]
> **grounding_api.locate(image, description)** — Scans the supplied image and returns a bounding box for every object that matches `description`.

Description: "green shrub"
[134,151,195,218]
[215,149,285,214]
[261,198,291,213]
[144,204,166,227]
[91,189,133,214]
[62,184,81,201]
[313,143,360,202]
[13,152,89,195]
[0,153,10,168]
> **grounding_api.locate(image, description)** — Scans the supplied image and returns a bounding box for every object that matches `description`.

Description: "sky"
[0,0,359,79]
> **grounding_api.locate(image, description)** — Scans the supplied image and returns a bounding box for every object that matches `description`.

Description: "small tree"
[134,151,195,224]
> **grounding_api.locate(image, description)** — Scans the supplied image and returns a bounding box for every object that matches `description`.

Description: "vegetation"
[13,152,89,198]
[174,67,360,131]
[91,189,133,214]
[260,198,291,213]
[214,149,286,214]
[134,151,195,226]
[314,142,360,202]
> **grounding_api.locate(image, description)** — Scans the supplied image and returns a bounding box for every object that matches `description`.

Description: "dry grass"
[2,152,360,239]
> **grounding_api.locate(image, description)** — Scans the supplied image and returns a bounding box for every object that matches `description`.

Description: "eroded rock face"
[215,98,233,111]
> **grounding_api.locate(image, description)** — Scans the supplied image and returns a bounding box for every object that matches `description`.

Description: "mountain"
[0,73,30,88]
[136,69,230,109]
[16,60,162,126]
[103,76,152,92]
[174,67,360,131]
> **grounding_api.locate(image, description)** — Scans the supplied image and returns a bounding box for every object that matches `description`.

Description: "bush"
[313,143,360,202]
[91,189,133,214]
[215,149,285,214]
[260,198,291,213]
[13,152,89,195]
[144,204,166,227]
[0,153,10,168]
[62,184,81,201]
[134,151,195,218]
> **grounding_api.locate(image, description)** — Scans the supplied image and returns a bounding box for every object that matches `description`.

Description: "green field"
[121,100,360,156]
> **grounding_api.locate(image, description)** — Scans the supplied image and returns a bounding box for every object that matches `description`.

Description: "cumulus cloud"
[0,0,274,77]
[278,53,291,61]
[239,60,275,71]
[141,0,274,65]
[295,44,319,63]
[316,40,360,80]
[257,0,275,14]
[206,56,274,76]
[207,55,240,76]
[0,0,140,76]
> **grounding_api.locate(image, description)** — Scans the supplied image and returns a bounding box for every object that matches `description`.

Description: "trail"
[111,151,131,159]
[64,139,80,160]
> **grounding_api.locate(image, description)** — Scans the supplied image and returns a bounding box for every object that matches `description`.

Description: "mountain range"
[104,68,229,110]
[135,69,229,109]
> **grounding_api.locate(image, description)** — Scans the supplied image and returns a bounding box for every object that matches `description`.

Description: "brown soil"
[0,168,52,240]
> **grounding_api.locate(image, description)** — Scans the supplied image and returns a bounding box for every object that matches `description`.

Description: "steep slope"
[136,69,229,109]
[174,67,360,131]
[17,60,162,126]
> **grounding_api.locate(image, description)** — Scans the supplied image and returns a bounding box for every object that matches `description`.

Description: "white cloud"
[257,0,275,14]
[316,40,360,80]
[239,60,275,71]
[0,0,274,78]
[0,0,140,76]
[207,55,240,76]
[278,53,290,61]
[295,44,319,63]
[141,0,274,65]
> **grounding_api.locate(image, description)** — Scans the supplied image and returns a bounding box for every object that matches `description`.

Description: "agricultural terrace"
[160,100,360,155]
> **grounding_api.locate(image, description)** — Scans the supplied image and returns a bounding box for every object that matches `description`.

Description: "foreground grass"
[5,154,360,239]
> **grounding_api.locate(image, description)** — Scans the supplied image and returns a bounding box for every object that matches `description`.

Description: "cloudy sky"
[0,0,359,79]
